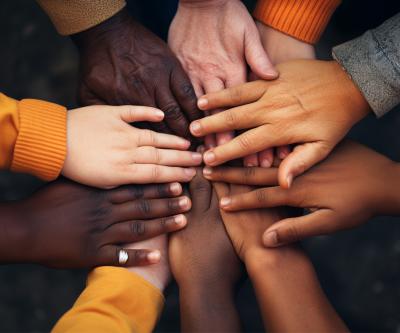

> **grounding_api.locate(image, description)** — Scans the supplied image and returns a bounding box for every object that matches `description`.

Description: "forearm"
[246,247,348,332]
[179,284,240,332]
[332,13,400,117]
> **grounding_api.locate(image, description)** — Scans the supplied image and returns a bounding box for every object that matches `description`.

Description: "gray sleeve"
[332,13,400,117]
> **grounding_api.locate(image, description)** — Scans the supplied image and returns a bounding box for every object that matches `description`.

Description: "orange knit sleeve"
[254,0,341,44]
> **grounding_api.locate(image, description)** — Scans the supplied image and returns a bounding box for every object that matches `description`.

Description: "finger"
[113,195,192,221]
[133,147,202,166]
[156,88,191,138]
[190,104,259,137]
[203,166,278,186]
[205,134,217,150]
[108,183,182,204]
[171,69,202,122]
[189,168,212,212]
[244,28,278,80]
[97,246,161,267]
[104,214,187,244]
[219,186,292,211]
[262,209,337,247]
[137,129,190,150]
[197,81,267,111]
[118,105,165,123]
[277,145,291,160]
[278,142,332,189]
[243,154,259,167]
[258,148,274,167]
[203,126,278,166]
[126,165,197,183]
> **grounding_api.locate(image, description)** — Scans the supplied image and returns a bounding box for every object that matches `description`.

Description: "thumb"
[262,209,336,247]
[118,106,165,123]
[278,142,332,188]
[244,29,278,80]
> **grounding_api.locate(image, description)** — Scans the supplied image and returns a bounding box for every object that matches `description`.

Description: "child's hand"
[0,180,191,268]
[191,59,371,188]
[62,105,202,189]
[169,170,241,289]
[206,141,400,247]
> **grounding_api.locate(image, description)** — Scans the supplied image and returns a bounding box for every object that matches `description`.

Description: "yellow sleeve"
[52,267,165,333]
[0,93,66,181]
[36,0,127,35]
[254,0,341,44]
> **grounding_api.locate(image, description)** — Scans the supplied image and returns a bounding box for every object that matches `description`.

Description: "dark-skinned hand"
[72,8,201,139]
[0,180,191,269]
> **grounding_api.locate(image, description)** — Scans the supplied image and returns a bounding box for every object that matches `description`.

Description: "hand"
[169,170,241,288]
[168,0,277,165]
[254,21,316,164]
[169,170,242,332]
[191,59,371,187]
[204,141,400,246]
[0,180,191,268]
[62,105,202,189]
[72,8,201,139]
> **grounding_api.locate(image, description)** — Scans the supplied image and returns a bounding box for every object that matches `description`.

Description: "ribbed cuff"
[254,0,341,44]
[11,99,67,181]
[36,0,126,35]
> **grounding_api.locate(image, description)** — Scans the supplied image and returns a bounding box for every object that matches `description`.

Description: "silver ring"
[118,249,129,265]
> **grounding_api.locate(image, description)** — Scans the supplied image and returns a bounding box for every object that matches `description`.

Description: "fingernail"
[203,166,212,176]
[286,174,293,188]
[147,250,161,262]
[169,182,181,195]
[261,159,272,168]
[198,98,208,109]
[204,151,216,165]
[220,197,231,208]
[173,214,186,226]
[263,231,278,247]
[190,122,201,135]
[155,110,164,118]
[184,168,196,178]
[179,197,189,208]
[246,163,256,167]
[191,152,202,163]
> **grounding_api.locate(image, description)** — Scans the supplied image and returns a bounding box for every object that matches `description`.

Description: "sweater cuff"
[254,0,341,44]
[36,0,126,35]
[11,99,67,181]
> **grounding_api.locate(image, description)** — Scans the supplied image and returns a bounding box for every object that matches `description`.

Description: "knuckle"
[223,111,237,127]
[255,189,267,204]
[229,87,243,104]
[244,167,256,181]
[157,184,168,197]
[238,134,252,150]
[181,84,196,98]
[139,200,151,215]
[129,186,144,199]
[131,221,146,236]
[150,165,160,182]
[285,224,301,243]
[163,105,184,121]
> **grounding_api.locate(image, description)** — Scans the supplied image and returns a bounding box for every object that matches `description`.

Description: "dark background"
[1,0,400,332]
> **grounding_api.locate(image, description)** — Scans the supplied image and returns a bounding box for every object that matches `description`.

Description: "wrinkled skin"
[0,180,191,268]
[192,60,371,188]
[72,8,201,139]
[205,141,400,247]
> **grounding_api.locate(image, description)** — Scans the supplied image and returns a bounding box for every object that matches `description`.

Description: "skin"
[72,8,201,139]
[62,104,202,189]
[168,0,277,166]
[255,21,316,163]
[0,180,191,269]
[191,59,371,188]
[213,183,348,332]
[169,171,242,332]
[205,141,400,247]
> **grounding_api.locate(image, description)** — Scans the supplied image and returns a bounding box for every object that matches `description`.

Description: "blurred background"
[1,0,400,332]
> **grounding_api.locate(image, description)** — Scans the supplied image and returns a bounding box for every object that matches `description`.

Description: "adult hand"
[169,0,277,165]
[72,8,200,139]
[254,21,317,164]
[62,105,202,189]
[192,60,371,187]
[204,141,400,246]
[0,180,191,268]
[169,170,242,332]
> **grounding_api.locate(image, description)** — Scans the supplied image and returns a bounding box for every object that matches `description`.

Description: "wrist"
[0,203,32,263]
